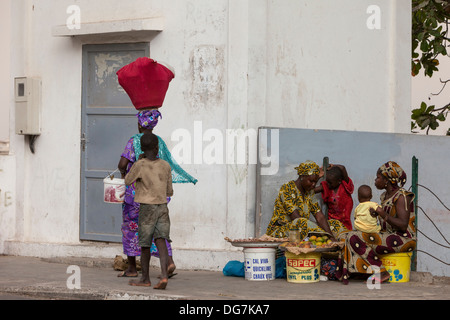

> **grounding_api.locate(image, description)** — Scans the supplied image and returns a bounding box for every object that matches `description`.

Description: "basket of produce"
[279,232,344,254]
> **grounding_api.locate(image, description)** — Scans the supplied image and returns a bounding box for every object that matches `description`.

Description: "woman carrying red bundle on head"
[115,58,197,280]
[315,164,354,231]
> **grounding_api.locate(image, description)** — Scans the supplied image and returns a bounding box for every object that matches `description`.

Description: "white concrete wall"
[261,0,411,133]
[1,0,415,271]
[0,0,11,153]
[0,0,21,254]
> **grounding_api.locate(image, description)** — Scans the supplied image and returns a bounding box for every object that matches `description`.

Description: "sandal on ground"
[117,271,138,277]
[368,273,390,284]
[158,272,177,279]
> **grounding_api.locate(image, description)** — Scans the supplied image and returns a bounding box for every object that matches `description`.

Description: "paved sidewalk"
[0,255,449,301]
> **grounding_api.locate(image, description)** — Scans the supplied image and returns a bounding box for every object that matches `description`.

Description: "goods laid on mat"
[279,233,344,254]
[225,234,288,248]
[225,234,288,243]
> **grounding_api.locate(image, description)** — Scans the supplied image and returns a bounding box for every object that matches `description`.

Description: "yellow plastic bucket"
[285,251,321,283]
[381,252,412,283]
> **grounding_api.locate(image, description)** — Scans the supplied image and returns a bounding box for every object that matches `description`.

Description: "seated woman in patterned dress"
[336,161,416,284]
[265,161,349,241]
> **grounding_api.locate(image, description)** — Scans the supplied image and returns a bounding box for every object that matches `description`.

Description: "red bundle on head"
[117,57,175,110]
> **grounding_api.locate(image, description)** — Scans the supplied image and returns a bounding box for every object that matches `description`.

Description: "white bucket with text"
[244,247,276,281]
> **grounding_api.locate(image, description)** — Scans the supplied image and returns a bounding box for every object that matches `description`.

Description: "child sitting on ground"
[125,133,173,289]
[315,164,354,230]
[354,185,381,233]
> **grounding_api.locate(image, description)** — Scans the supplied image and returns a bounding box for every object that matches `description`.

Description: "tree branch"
[431,78,450,96]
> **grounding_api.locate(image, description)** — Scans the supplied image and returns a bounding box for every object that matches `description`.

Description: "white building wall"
[0,0,11,153]
[0,0,22,254]
[1,0,416,271]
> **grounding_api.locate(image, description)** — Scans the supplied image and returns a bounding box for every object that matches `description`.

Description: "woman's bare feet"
[158,263,177,279]
[129,279,152,287]
[168,263,176,276]
[153,278,168,290]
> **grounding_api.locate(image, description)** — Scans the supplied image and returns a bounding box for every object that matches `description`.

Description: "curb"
[2,287,107,300]
[2,285,189,301]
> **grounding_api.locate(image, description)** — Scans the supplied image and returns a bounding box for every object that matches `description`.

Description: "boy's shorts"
[138,203,171,248]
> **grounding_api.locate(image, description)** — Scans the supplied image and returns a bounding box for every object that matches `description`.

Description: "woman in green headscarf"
[266,161,348,241]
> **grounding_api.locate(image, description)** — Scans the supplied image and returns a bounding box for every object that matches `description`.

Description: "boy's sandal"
[158,272,177,279]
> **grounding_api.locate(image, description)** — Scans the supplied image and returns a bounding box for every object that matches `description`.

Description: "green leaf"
[411,110,420,118]
[420,102,427,111]
[425,105,435,113]
[417,31,425,41]
[411,61,422,76]
[431,18,438,28]
[420,40,429,52]
[436,44,446,54]
[420,118,431,129]
[429,118,439,130]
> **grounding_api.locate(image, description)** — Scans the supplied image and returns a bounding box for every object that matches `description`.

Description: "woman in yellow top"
[266,161,348,241]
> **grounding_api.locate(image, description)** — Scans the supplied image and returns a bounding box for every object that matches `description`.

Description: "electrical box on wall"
[15,77,42,135]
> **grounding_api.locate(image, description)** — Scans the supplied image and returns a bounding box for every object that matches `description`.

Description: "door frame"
[79,42,150,242]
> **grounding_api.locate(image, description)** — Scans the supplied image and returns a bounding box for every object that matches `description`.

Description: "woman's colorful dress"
[121,133,197,257]
[336,188,416,284]
[266,180,348,240]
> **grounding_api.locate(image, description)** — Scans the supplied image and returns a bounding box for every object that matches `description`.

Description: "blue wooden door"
[80,43,149,242]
